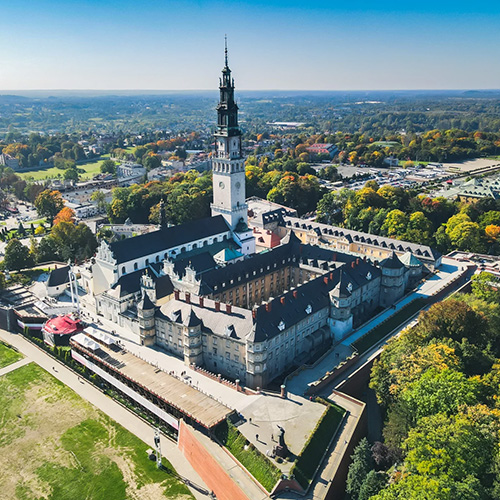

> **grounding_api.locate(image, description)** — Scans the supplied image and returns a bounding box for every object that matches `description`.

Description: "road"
[0,329,211,500]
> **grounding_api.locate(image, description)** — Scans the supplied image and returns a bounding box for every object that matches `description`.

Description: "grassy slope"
[0,363,193,500]
[0,341,23,368]
[291,402,345,489]
[215,421,281,492]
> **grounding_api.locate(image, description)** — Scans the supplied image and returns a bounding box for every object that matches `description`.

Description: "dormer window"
[347,282,353,293]
[305,304,312,315]
[278,320,286,331]
[366,272,372,280]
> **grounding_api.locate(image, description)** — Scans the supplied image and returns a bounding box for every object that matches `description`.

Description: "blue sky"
[0,0,499,90]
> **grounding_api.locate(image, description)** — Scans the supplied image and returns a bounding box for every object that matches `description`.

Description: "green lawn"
[18,155,110,181]
[352,298,426,354]
[215,421,281,492]
[0,341,23,369]
[290,400,345,489]
[0,363,193,500]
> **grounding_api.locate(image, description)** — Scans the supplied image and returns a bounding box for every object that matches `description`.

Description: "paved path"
[0,357,32,376]
[0,329,211,500]
[287,258,466,396]
[277,392,365,500]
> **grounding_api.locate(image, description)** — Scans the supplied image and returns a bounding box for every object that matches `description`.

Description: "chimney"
[199,297,204,308]
[356,258,360,265]
[293,290,298,299]
[215,301,220,312]
[174,290,180,300]
[330,272,333,280]
[332,254,337,262]
[323,276,329,285]
[185,292,190,304]
[252,309,257,319]
[265,302,272,312]
[351,261,355,269]
[226,303,232,314]
[280,296,286,305]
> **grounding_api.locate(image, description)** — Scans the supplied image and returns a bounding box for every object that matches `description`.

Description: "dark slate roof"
[379,252,404,269]
[250,259,380,342]
[110,267,174,299]
[109,215,230,264]
[184,309,202,327]
[47,266,70,287]
[282,216,442,262]
[138,292,155,311]
[172,252,217,277]
[197,237,348,294]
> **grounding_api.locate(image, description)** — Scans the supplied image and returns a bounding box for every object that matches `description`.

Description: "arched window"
[203,240,208,247]
[122,267,126,274]
[146,258,149,266]
[193,243,197,249]
[164,253,168,259]
[156,255,159,262]
[181,247,186,253]
[134,262,138,271]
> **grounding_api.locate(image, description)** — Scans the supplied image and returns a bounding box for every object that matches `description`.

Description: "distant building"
[439,176,500,202]
[306,143,339,159]
[0,153,20,170]
[116,162,147,184]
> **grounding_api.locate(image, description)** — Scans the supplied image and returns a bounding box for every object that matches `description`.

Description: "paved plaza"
[236,391,326,473]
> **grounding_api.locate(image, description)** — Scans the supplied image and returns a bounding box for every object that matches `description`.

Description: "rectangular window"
[178,339,182,347]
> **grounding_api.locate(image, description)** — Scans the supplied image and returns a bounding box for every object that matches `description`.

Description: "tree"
[63,167,79,182]
[3,239,34,270]
[53,207,76,226]
[49,222,97,262]
[36,236,60,262]
[34,190,64,222]
[485,224,500,243]
[17,222,26,237]
[316,191,344,225]
[447,221,484,252]
[415,299,490,353]
[470,272,500,303]
[143,154,161,170]
[405,408,500,486]
[100,159,117,175]
[346,438,374,499]
[401,368,480,422]
[381,210,408,237]
[358,470,387,500]
[90,190,108,213]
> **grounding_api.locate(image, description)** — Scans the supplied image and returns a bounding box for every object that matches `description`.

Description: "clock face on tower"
[219,181,225,189]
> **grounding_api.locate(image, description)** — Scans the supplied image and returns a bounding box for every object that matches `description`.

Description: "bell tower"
[211,37,248,234]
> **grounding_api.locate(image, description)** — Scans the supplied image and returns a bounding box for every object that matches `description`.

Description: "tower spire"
[224,34,228,67]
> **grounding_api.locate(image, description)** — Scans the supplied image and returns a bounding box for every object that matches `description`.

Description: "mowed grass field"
[0,363,193,500]
[18,156,110,182]
[0,341,23,368]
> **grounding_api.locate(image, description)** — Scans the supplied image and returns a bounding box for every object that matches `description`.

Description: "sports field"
[0,362,193,500]
[18,157,110,181]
